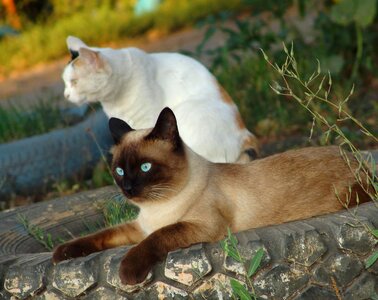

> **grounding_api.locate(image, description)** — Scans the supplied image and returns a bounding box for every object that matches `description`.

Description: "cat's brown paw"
[119,247,152,285]
[52,239,98,264]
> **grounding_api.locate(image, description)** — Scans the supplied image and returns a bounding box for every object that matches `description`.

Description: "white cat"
[62,36,258,162]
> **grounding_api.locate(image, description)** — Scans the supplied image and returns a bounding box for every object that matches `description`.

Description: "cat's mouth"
[67,96,88,106]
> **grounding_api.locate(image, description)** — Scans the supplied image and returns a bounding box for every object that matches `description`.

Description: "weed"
[262,43,378,269]
[17,213,62,251]
[221,228,264,299]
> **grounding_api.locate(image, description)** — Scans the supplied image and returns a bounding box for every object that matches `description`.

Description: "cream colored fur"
[121,126,366,239]
[62,36,258,163]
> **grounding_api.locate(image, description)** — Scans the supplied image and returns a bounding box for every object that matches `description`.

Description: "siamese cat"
[52,108,370,285]
[62,36,258,163]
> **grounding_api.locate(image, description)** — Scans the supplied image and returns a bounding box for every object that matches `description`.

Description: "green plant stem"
[351,24,363,81]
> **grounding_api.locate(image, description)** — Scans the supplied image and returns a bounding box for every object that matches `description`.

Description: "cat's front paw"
[119,247,152,285]
[52,239,98,264]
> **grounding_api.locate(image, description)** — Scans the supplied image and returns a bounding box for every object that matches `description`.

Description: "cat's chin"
[66,97,89,106]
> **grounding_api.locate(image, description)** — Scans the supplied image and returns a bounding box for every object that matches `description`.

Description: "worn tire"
[0,186,377,299]
[0,110,113,203]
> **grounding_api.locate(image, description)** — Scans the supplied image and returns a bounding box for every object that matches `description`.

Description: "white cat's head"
[62,36,113,105]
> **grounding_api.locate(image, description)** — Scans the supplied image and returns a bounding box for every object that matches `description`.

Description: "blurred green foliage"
[186,0,377,147]
[0,0,244,76]
[0,100,65,143]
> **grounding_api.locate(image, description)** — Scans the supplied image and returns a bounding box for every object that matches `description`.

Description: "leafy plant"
[17,214,63,251]
[221,228,264,299]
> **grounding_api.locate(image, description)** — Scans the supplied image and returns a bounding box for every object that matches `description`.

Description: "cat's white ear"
[66,36,87,51]
[78,47,111,73]
[109,118,134,144]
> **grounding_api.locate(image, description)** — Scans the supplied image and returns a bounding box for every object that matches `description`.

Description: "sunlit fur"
[53,108,371,286]
[62,36,258,163]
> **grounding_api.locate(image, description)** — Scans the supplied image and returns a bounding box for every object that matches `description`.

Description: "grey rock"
[34,290,67,300]
[4,253,50,299]
[164,243,212,286]
[344,273,378,300]
[223,239,270,276]
[0,290,12,300]
[254,264,309,300]
[314,253,363,288]
[52,253,99,298]
[83,286,128,300]
[103,247,152,293]
[281,225,327,266]
[332,221,376,255]
[0,255,19,288]
[145,281,189,299]
[192,273,244,300]
[294,285,338,300]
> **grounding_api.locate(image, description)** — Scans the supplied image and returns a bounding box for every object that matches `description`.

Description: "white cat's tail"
[237,132,259,163]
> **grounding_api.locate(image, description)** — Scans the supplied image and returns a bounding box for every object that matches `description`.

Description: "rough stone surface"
[52,253,99,297]
[145,281,188,299]
[192,273,242,300]
[103,247,152,293]
[4,253,50,299]
[314,253,363,288]
[83,287,128,300]
[0,290,12,300]
[223,239,270,276]
[164,243,211,286]
[344,273,378,300]
[254,264,309,300]
[333,221,376,255]
[281,226,327,266]
[294,285,338,300]
[35,290,65,300]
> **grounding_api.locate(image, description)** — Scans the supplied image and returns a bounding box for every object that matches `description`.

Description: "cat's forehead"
[113,129,173,163]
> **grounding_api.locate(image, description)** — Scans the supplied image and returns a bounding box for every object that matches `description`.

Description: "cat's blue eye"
[116,167,124,176]
[141,162,152,172]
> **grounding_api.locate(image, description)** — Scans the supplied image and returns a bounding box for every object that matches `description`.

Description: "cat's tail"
[237,132,260,163]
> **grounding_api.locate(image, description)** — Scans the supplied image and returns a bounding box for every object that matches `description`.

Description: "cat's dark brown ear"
[146,107,181,149]
[109,118,134,144]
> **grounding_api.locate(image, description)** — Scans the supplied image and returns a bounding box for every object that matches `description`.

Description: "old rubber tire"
[0,110,113,203]
[0,186,377,299]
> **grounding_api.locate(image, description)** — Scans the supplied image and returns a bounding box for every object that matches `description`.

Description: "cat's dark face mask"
[109,108,188,203]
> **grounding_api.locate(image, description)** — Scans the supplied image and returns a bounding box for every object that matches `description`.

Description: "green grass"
[0,0,245,76]
[18,193,138,251]
[101,194,139,227]
[0,100,67,143]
